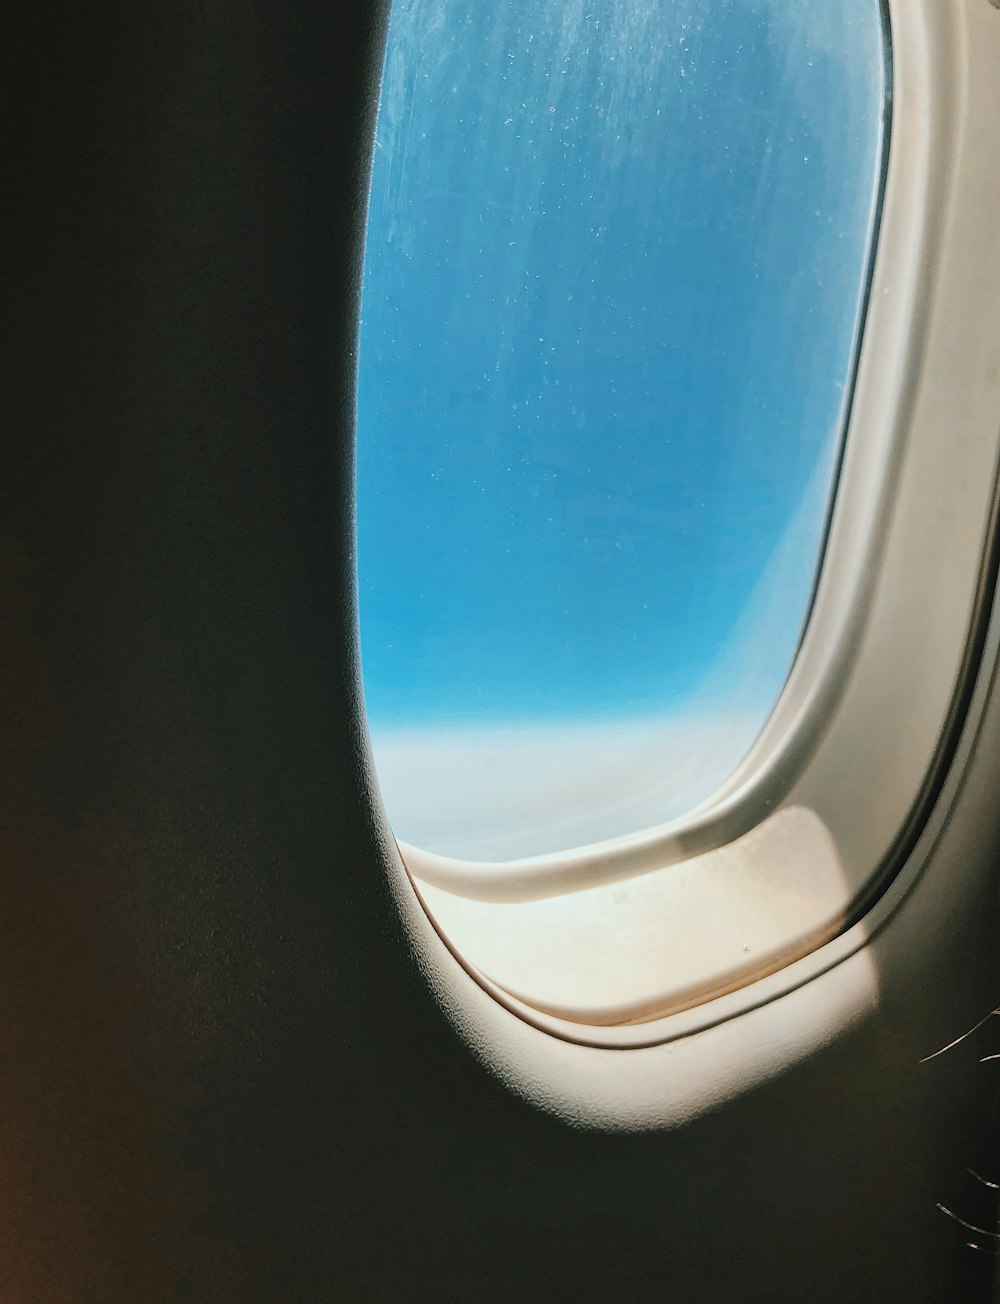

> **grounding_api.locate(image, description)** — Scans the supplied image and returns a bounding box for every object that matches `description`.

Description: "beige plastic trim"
[380,0,1000,1041]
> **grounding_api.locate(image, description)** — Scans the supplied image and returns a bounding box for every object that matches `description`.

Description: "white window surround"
[367,0,1000,1082]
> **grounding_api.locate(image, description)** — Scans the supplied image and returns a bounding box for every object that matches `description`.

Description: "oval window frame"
[361,0,1000,1060]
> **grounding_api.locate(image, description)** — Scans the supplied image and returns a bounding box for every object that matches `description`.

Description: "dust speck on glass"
[357,0,888,861]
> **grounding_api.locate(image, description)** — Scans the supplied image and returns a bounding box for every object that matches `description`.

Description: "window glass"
[358,0,887,861]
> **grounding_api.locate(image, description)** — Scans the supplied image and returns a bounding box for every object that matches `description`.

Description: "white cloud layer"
[371,710,762,861]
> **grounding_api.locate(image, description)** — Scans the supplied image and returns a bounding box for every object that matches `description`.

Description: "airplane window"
[358,0,887,862]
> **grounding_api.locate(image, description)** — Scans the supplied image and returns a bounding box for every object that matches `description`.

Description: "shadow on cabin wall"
[2,3,999,1301]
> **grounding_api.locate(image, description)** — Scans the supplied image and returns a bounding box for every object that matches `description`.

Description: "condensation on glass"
[358,0,888,862]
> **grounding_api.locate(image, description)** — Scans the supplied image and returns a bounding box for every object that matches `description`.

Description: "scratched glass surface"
[358,0,888,861]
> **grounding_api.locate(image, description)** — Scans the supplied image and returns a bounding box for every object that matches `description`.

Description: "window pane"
[358,0,887,861]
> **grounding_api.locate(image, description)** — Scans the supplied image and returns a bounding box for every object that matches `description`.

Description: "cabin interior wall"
[2,4,999,1300]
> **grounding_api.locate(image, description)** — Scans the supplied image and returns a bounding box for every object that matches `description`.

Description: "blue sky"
[356,0,886,857]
